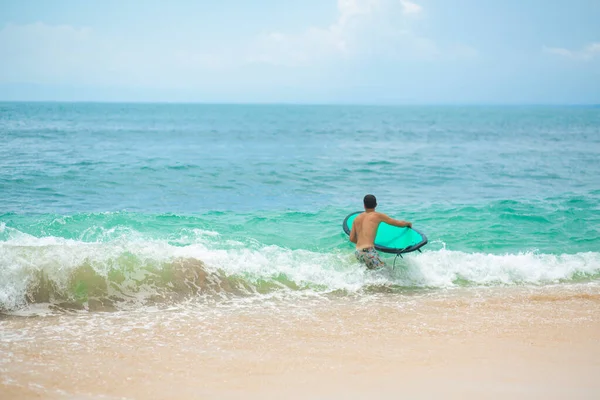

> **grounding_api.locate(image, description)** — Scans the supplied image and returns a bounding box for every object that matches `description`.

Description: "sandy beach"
[1,285,599,399]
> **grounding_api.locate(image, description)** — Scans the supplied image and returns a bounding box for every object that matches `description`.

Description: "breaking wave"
[1,223,599,312]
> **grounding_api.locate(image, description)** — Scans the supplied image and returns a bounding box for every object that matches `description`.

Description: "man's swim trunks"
[355,247,385,269]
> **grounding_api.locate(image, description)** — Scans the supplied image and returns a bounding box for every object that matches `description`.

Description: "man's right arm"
[349,223,358,243]
[380,213,412,228]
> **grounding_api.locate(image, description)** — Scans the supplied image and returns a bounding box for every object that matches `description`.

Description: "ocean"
[1,102,599,398]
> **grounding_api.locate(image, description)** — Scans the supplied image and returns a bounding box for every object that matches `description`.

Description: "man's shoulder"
[373,211,390,221]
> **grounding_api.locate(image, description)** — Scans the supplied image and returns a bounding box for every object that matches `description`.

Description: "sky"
[0,0,599,104]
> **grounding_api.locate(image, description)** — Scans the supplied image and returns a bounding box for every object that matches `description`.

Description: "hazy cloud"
[0,1,476,90]
[543,42,600,61]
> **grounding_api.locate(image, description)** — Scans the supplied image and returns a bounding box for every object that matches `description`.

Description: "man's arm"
[380,213,412,228]
[349,223,357,243]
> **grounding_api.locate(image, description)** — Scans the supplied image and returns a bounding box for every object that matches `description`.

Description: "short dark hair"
[363,194,377,209]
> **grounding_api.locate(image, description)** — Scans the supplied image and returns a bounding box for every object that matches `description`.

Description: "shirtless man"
[349,194,412,269]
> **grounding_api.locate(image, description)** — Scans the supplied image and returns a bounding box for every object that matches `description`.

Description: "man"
[349,194,412,269]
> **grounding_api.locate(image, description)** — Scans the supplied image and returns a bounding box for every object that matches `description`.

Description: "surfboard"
[342,211,428,254]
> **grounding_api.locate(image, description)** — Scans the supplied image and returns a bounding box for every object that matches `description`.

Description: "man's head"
[363,194,377,210]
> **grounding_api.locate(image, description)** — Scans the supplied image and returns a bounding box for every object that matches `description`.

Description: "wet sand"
[1,285,599,399]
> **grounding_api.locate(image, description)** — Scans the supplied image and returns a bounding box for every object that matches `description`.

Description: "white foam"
[0,231,599,311]
[401,248,600,287]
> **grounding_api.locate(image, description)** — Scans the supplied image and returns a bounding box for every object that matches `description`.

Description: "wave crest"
[1,231,599,312]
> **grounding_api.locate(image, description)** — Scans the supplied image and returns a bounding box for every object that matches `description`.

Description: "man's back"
[352,211,384,249]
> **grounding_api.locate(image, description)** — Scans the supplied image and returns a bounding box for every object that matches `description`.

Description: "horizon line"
[1,100,598,107]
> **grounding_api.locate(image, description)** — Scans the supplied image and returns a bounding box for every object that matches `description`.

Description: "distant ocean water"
[1,102,599,312]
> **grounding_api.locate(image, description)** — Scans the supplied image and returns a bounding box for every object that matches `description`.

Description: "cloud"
[0,22,228,87]
[400,0,423,15]
[543,42,600,61]
[246,0,462,67]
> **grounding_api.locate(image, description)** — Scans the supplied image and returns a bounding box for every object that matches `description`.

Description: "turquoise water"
[1,103,599,311]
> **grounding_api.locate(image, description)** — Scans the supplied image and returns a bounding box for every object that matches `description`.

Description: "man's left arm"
[380,213,412,228]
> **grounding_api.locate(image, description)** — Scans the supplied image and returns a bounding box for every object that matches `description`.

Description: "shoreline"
[1,285,599,399]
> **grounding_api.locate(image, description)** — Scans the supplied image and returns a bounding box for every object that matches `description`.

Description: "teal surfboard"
[342,211,428,254]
